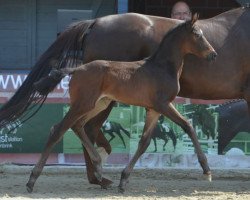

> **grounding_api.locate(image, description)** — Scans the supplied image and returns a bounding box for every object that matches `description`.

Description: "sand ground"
[0,165,250,200]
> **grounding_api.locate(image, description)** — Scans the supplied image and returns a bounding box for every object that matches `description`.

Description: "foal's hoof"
[203,172,212,182]
[26,183,33,193]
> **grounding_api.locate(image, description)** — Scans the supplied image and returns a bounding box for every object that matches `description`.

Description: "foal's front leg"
[158,103,211,180]
[118,109,160,193]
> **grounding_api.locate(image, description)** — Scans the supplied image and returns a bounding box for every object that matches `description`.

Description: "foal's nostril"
[207,51,217,61]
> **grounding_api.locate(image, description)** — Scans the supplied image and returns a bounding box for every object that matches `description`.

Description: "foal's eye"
[194,32,201,38]
[193,30,202,38]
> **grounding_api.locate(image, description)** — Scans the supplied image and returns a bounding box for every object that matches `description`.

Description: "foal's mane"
[147,20,194,61]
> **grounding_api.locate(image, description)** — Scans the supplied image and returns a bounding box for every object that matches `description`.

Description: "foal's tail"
[0,19,96,129]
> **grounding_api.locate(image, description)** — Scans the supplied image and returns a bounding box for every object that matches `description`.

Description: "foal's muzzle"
[206,51,217,61]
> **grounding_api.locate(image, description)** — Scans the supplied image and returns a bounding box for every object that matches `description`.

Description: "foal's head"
[181,14,217,61]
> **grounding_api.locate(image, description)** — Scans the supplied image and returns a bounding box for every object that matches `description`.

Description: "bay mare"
[26,17,217,193]
[0,7,249,187]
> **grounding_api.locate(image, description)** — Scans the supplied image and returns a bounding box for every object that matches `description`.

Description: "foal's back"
[69,59,159,107]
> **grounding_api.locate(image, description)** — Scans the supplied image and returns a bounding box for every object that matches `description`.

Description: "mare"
[216,100,250,154]
[192,105,216,140]
[0,7,249,188]
[23,17,217,193]
[102,120,130,148]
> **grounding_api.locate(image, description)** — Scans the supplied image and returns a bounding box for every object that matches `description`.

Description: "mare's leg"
[158,103,211,179]
[118,109,160,193]
[82,102,114,186]
[26,105,89,193]
[71,121,104,182]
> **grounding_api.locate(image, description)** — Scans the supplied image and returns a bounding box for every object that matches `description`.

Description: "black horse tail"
[167,129,177,149]
[0,19,96,129]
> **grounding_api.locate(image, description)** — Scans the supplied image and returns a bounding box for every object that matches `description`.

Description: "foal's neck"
[149,29,185,73]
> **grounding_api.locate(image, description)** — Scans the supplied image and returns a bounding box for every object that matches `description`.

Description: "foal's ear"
[186,13,199,30]
[191,13,199,26]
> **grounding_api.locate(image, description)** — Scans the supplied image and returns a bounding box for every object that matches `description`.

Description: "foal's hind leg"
[26,106,85,193]
[118,109,160,193]
[82,102,114,186]
[159,103,211,180]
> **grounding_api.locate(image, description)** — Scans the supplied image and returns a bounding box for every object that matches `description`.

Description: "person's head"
[171,1,192,21]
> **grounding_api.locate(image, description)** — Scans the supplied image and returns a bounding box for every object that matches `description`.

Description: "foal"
[26,15,217,192]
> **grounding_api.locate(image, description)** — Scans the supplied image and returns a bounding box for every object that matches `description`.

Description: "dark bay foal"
[26,15,217,192]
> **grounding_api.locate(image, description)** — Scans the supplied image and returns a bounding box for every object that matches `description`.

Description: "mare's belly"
[178,78,244,100]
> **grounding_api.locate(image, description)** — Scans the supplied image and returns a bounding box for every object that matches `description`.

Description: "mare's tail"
[167,129,177,149]
[0,19,96,129]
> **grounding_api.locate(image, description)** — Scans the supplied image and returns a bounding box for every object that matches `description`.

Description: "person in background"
[171,1,192,20]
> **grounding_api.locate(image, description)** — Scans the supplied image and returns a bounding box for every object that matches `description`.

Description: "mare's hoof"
[26,184,33,193]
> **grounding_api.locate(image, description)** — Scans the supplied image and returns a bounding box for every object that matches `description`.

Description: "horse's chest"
[157,78,179,96]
